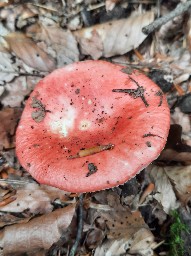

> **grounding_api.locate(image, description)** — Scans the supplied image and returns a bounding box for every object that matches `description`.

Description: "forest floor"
[0,0,191,255]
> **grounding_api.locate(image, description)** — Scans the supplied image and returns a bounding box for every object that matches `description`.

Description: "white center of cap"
[79,120,91,130]
[48,106,76,137]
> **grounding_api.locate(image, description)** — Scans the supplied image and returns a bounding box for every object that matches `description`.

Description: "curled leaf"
[5,32,55,72]
[74,10,154,59]
[1,204,76,255]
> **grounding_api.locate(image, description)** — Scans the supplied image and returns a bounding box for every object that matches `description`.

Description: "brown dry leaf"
[85,228,105,249]
[1,76,40,107]
[4,32,56,72]
[75,28,103,60]
[164,165,191,203]
[0,204,76,255]
[159,148,191,163]
[87,190,151,254]
[0,183,71,214]
[94,238,130,256]
[101,209,147,239]
[94,191,147,239]
[0,213,31,228]
[128,228,156,256]
[94,228,155,256]
[74,10,154,59]
[0,107,22,150]
[0,52,18,85]
[29,24,79,67]
[148,165,179,213]
[149,165,191,207]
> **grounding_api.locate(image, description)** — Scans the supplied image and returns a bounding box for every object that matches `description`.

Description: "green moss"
[168,210,188,256]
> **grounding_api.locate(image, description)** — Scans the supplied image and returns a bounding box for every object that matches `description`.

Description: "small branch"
[69,194,84,256]
[19,72,45,78]
[142,1,191,35]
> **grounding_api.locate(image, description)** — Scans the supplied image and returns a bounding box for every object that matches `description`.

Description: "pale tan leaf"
[0,204,76,255]
[149,165,191,208]
[42,25,79,66]
[0,213,31,228]
[148,165,179,213]
[75,29,103,60]
[94,238,129,256]
[128,228,156,256]
[30,24,79,67]
[74,10,154,59]
[1,76,40,107]
[4,32,55,72]
[164,165,191,195]
[0,52,18,85]
[0,183,71,214]
[94,228,155,256]
[159,148,191,163]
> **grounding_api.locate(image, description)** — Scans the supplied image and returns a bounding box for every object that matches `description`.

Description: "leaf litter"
[0,1,191,256]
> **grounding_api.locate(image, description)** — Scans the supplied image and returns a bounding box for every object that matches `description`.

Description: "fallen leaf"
[1,76,40,107]
[164,165,191,196]
[75,29,103,60]
[0,52,18,85]
[94,238,129,256]
[159,149,191,163]
[94,228,155,256]
[41,26,79,67]
[0,204,76,255]
[4,32,56,72]
[105,0,121,12]
[29,24,79,67]
[101,209,147,239]
[128,228,156,256]
[74,10,154,59]
[0,213,31,228]
[85,228,105,249]
[148,165,179,213]
[148,165,191,208]
[0,107,22,150]
[93,191,147,239]
[0,183,71,214]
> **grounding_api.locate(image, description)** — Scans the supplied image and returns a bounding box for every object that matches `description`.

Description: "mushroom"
[16,60,170,193]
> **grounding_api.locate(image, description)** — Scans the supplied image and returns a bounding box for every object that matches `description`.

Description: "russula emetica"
[16,60,170,192]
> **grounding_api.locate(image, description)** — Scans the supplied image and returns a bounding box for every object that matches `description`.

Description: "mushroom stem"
[68,143,115,159]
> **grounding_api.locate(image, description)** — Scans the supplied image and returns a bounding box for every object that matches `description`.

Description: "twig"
[142,1,191,35]
[69,194,84,256]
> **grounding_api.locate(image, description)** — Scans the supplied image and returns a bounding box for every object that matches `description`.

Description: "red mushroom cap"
[16,60,170,193]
